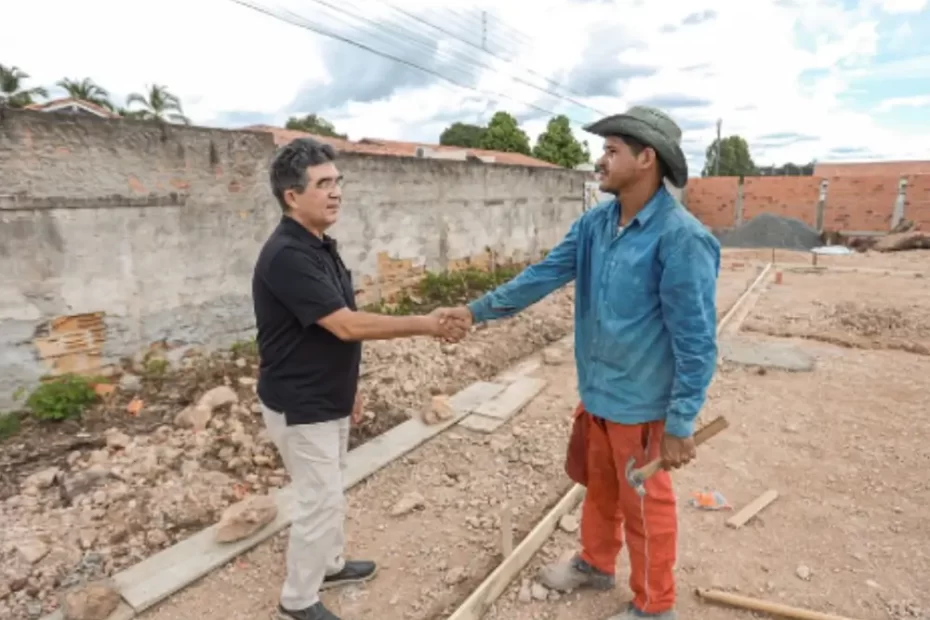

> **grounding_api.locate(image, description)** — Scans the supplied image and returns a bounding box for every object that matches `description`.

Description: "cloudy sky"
[3,0,929,175]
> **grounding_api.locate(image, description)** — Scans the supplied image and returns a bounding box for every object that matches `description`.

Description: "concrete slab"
[458,414,506,433]
[474,377,548,421]
[448,381,508,413]
[720,339,815,372]
[113,486,295,612]
[105,379,509,614]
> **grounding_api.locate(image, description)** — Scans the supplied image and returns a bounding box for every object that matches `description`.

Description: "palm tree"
[57,77,113,110]
[124,84,190,124]
[0,64,48,108]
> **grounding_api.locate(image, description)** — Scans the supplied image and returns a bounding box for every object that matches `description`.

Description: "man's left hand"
[660,433,696,469]
[351,393,364,425]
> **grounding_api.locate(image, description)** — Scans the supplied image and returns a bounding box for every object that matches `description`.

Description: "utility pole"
[481,11,488,51]
[714,118,722,176]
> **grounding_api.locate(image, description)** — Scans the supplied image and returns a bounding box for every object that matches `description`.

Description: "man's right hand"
[428,307,472,342]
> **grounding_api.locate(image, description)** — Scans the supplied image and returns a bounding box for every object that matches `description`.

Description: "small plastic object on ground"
[689,490,732,511]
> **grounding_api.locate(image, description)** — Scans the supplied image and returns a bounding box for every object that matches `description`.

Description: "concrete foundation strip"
[444,263,774,620]
[39,338,565,620]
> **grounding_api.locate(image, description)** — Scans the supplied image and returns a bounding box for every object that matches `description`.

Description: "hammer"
[625,416,730,496]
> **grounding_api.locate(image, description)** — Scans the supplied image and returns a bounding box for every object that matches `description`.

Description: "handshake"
[426,306,473,343]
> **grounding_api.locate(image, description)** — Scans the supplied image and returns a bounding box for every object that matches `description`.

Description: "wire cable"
[229,0,589,123]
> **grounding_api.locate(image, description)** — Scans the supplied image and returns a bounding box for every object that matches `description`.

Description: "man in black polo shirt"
[253,137,468,620]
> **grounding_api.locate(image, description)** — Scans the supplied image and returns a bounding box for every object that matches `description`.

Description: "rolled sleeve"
[262,247,346,328]
[659,228,720,438]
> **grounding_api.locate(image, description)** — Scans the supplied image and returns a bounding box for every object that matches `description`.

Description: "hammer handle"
[634,416,730,479]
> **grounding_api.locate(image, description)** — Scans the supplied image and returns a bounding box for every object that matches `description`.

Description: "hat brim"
[583,114,688,189]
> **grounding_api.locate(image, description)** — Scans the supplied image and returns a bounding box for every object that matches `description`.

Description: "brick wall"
[742,177,822,227]
[681,177,738,228]
[684,174,925,232]
[0,110,585,409]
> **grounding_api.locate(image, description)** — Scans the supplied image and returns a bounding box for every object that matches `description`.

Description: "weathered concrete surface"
[720,339,815,372]
[0,110,585,409]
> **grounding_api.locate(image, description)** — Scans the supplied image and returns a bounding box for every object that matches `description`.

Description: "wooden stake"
[696,588,865,620]
[726,489,779,529]
[500,501,513,557]
[448,485,585,620]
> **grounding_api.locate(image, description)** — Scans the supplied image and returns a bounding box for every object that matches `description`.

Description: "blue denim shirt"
[468,186,720,437]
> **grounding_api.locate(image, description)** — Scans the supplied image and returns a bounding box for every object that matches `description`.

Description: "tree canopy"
[533,114,590,168]
[479,111,532,155]
[439,122,486,148]
[285,114,347,139]
[702,135,757,177]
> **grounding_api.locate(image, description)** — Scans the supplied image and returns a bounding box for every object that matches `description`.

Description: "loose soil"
[0,288,574,620]
[133,263,763,620]
[742,271,930,354]
[486,338,930,620]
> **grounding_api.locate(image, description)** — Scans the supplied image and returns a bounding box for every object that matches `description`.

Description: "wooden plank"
[447,484,585,620]
[726,489,779,529]
[696,588,864,620]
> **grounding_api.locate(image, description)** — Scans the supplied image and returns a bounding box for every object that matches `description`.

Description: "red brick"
[823,176,897,231]
[742,177,822,227]
[683,177,739,228]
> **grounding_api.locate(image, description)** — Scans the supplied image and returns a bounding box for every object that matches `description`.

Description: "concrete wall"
[0,110,585,409]
[683,174,926,233]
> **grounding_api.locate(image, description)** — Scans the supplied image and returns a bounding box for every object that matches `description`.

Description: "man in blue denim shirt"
[442,106,720,619]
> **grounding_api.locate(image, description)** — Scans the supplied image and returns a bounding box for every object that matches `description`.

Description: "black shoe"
[321,560,378,590]
[277,601,340,620]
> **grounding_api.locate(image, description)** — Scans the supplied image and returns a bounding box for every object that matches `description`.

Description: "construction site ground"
[30,249,930,620]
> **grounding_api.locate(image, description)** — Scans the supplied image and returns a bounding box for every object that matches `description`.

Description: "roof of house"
[814,160,930,177]
[244,125,561,168]
[25,97,118,118]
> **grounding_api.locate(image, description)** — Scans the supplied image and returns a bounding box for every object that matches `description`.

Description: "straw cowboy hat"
[583,105,688,188]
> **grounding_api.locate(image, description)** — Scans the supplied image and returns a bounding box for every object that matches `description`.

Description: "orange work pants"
[576,407,677,614]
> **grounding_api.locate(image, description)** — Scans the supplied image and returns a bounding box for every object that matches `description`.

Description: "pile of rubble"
[0,288,574,620]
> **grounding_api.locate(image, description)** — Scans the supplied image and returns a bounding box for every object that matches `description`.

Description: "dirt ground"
[723,247,930,271]
[0,290,575,620]
[741,270,930,355]
[487,339,930,620]
[135,262,765,620]
[485,265,930,620]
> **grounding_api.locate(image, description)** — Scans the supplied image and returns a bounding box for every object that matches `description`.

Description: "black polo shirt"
[252,216,361,425]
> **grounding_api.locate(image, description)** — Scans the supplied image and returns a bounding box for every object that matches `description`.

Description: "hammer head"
[624,457,647,497]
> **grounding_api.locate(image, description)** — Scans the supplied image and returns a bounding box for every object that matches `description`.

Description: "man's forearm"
[321,309,435,341]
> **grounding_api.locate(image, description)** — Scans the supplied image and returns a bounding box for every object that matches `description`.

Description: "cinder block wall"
[0,110,585,408]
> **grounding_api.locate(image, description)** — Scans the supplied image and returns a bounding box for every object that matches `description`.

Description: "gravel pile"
[716,213,822,250]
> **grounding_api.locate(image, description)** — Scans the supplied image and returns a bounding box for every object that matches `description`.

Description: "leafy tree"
[0,64,48,108]
[479,111,531,155]
[125,84,189,124]
[533,115,590,168]
[702,135,756,176]
[285,114,346,139]
[439,122,487,148]
[757,161,816,176]
[57,77,113,110]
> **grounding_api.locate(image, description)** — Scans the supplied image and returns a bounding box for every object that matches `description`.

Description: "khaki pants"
[261,403,350,610]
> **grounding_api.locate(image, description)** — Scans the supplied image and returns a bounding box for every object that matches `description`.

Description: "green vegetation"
[364,265,523,315]
[0,413,20,439]
[25,374,100,422]
[230,337,259,357]
[143,357,169,376]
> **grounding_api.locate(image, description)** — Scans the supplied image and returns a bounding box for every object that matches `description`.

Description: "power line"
[288,0,601,119]
[229,0,588,123]
[375,1,605,116]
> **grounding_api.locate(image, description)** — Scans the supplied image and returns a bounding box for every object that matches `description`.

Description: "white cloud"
[2,0,928,172]
[876,94,930,110]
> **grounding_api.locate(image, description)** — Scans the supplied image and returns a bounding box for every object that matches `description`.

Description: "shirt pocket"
[602,255,658,319]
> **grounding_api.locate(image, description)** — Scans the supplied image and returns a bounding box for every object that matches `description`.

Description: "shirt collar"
[614,185,671,229]
[279,215,336,250]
